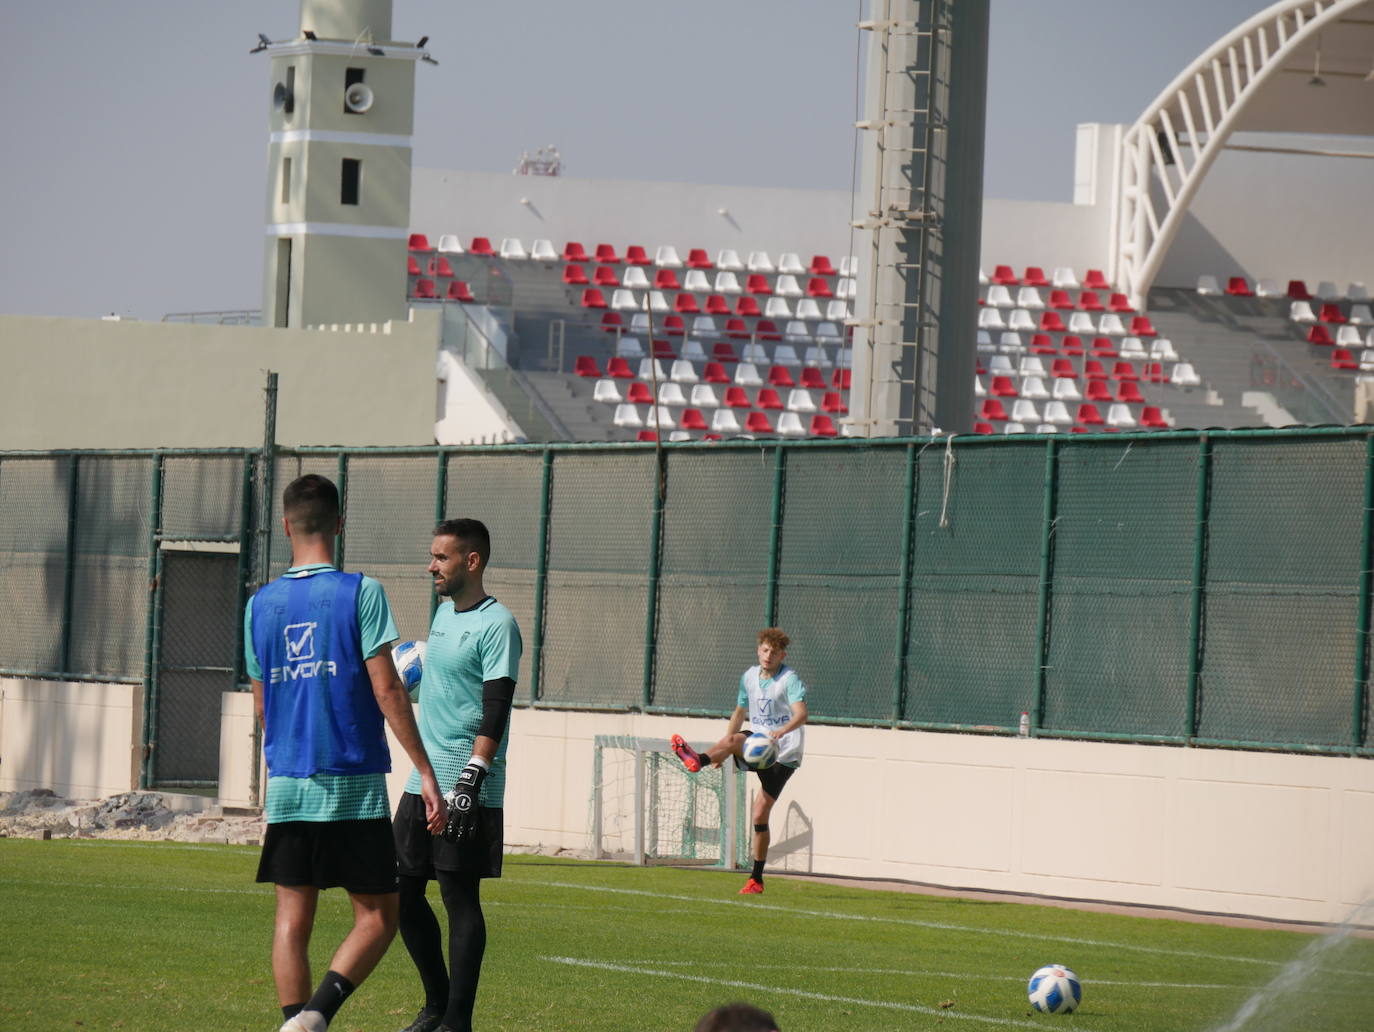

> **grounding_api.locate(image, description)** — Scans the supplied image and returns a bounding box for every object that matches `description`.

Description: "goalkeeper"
[672,627,808,894]
[392,519,522,1032]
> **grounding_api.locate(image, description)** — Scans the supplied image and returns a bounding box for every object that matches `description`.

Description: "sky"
[0,0,1265,321]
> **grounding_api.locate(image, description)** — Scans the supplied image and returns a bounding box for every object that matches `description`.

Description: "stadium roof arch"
[1113,0,1374,308]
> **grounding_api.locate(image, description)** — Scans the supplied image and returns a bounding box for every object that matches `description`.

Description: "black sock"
[751,859,765,881]
[304,969,356,1023]
[282,1003,305,1020]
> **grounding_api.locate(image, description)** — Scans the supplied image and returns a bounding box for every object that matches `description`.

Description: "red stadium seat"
[1078,290,1104,312]
[446,280,475,303]
[724,318,750,339]
[800,367,827,389]
[574,355,601,378]
[1048,290,1075,311]
[1139,405,1169,428]
[979,399,1009,422]
[686,248,714,270]
[655,268,682,291]
[1117,381,1145,403]
[581,288,608,309]
[821,391,848,414]
[974,421,995,435]
[1307,325,1334,346]
[1023,266,1050,287]
[563,264,590,286]
[991,265,1019,285]
[1076,403,1105,425]
[710,343,739,364]
[600,312,624,332]
[1225,276,1254,297]
[469,237,495,256]
[1082,269,1110,290]
[413,278,437,299]
[724,386,752,408]
[1319,303,1347,324]
[1084,360,1108,380]
[674,294,700,315]
[594,243,620,264]
[1090,337,1117,357]
[1129,316,1158,337]
[429,256,455,278]
[809,255,837,276]
[705,295,731,316]
[594,266,621,288]
[626,382,653,404]
[1060,335,1085,356]
[1108,293,1135,313]
[703,361,732,383]
[607,357,635,379]
[768,365,796,388]
[1038,311,1066,333]
[1085,380,1112,402]
[1287,279,1312,301]
[1051,358,1077,379]
[735,296,762,318]
[680,408,709,430]
[662,315,686,336]
[746,274,773,296]
[652,339,676,359]
[1331,348,1359,370]
[407,255,422,276]
[623,245,650,266]
[636,430,659,442]
[1143,361,1166,383]
[809,414,839,437]
[806,277,834,299]
[990,375,1018,398]
[1030,333,1058,354]
[563,241,589,262]
[756,388,784,410]
[756,320,782,341]
[745,412,774,433]
[408,233,431,252]
[832,369,852,389]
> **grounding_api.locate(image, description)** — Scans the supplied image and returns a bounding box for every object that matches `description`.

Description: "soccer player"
[245,474,445,1032]
[671,627,808,894]
[393,518,523,1032]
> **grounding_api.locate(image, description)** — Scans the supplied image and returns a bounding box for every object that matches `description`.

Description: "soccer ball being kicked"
[741,732,778,770]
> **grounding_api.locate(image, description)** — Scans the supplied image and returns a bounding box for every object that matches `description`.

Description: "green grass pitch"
[2,839,1371,1031]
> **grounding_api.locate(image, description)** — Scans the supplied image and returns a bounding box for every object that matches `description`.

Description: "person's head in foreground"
[694,1002,781,1032]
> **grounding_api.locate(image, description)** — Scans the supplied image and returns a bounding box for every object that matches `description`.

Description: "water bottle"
[1018,711,1030,738]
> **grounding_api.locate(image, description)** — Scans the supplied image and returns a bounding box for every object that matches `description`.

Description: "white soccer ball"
[393,639,426,700]
[1027,964,1082,1014]
[741,732,778,770]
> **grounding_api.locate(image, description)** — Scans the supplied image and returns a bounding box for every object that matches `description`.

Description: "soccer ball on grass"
[1027,964,1081,1014]
[741,732,778,770]
[393,639,426,700]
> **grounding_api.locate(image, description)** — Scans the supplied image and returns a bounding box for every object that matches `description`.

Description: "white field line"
[543,955,1067,1029]
[521,878,1292,970]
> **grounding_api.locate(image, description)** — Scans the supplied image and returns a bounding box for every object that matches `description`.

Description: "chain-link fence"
[4,429,1374,791]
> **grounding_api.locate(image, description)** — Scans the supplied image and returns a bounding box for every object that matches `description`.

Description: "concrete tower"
[260,0,422,328]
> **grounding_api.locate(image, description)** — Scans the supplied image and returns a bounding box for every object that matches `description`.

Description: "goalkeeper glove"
[442,759,488,843]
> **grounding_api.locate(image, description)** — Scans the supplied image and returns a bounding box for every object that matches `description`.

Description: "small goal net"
[589,735,748,868]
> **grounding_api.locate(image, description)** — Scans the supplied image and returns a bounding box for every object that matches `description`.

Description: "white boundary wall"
[11,683,1373,927]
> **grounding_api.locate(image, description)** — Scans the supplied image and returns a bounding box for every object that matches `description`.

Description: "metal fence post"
[641,449,666,709]
[1032,439,1060,734]
[334,452,349,569]
[765,445,787,627]
[891,442,918,723]
[1353,432,1374,750]
[528,448,553,703]
[59,455,80,676]
[233,454,255,687]
[430,449,448,623]
[1186,433,1214,741]
[138,454,165,789]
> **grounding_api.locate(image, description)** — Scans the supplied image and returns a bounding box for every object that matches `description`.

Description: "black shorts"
[735,755,798,801]
[393,792,504,879]
[256,817,398,894]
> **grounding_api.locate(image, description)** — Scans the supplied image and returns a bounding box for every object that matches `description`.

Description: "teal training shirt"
[243,564,399,822]
[404,595,522,806]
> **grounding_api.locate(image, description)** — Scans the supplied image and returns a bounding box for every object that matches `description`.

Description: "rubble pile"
[0,789,265,846]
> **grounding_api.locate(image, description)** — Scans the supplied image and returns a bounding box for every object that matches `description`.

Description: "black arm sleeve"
[476,677,517,742]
